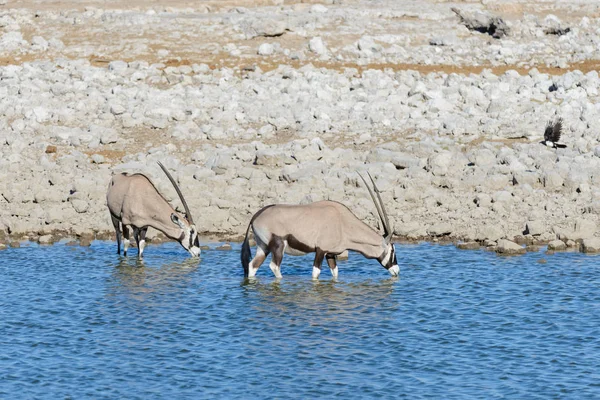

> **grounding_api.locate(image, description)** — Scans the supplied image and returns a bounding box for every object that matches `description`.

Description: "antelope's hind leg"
[248,242,269,278]
[110,214,122,255]
[326,254,338,278]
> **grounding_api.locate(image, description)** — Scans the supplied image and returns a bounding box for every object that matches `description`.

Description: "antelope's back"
[254,201,349,250]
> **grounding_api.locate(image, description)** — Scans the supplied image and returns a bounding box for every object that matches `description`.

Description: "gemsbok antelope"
[241,172,399,279]
[106,161,201,258]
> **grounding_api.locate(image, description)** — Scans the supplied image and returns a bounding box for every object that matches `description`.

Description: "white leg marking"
[248,247,266,278]
[388,265,400,277]
[330,265,338,278]
[269,262,282,279]
[123,239,130,255]
[312,266,321,279]
[248,259,259,278]
[139,239,146,257]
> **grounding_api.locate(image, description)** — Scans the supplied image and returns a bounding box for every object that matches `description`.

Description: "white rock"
[496,239,526,255]
[427,223,452,237]
[257,43,274,56]
[525,220,545,236]
[99,129,119,144]
[310,4,328,13]
[548,240,567,251]
[581,238,600,253]
[108,60,128,73]
[309,37,328,55]
[71,199,89,213]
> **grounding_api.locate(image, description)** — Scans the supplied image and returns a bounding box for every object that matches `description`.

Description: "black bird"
[542,117,566,148]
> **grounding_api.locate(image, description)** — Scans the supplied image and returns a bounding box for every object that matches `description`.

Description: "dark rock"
[457,241,480,250]
[451,8,510,39]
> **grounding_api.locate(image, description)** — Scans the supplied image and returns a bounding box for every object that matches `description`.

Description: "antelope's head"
[358,171,399,276]
[158,162,201,257]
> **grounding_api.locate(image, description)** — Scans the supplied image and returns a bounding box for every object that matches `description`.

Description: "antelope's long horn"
[157,161,195,225]
[357,171,388,236]
[366,171,392,240]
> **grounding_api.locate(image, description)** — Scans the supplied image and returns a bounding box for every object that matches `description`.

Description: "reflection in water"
[107,256,200,299]
[241,276,400,325]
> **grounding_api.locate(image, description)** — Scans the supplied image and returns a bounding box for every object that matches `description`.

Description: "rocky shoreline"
[1,1,599,255]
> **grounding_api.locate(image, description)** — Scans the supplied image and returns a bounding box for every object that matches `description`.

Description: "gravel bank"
[0,0,599,251]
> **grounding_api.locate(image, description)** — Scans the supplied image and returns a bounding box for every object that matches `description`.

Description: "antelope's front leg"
[138,228,148,258]
[122,225,131,256]
[133,227,142,259]
[110,215,122,255]
[326,254,338,278]
[312,250,325,279]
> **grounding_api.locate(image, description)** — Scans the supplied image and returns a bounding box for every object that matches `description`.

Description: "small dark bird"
[542,117,566,148]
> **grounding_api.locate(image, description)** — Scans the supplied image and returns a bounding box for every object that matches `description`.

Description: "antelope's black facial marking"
[189,227,197,249]
[388,246,398,269]
[379,244,397,269]
[171,213,181,226]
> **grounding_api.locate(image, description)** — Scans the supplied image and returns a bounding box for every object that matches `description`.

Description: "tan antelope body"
[106,162,200,258]
[241,173,399,278]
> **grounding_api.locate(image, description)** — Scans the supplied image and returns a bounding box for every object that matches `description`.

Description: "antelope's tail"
[241,222,252,276]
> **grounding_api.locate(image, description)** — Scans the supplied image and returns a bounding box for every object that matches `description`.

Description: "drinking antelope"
[241,172,399,279]
[106,161,200,258]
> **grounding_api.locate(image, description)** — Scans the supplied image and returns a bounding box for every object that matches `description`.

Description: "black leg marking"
[133,227,142,258]
[111,215,121,255]
[326,254,338,278]
[139,227,148,257]
[269,236,285,278]
[312,250,325,279]
[326,254,337,269]
[122,225,130,256]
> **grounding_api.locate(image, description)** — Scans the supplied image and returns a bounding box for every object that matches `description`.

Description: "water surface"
[1,241,599,399]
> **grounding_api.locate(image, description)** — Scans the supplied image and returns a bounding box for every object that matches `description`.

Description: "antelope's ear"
[171,213,185,228]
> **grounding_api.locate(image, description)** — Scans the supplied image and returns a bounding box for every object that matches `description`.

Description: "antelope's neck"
[346,228,385,259]
[142,200,182,241]
[151,216,183,241]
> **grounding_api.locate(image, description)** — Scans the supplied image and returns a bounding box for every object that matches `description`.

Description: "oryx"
[106,161,200,258]
[241,172,399,279]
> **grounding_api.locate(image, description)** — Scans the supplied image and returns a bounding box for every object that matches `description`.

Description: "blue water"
[1,241,599,399]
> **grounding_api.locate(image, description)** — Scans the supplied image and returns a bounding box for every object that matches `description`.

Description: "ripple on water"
[0,241,599,399]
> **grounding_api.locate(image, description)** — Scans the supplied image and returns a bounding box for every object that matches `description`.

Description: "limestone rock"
[457,242,480,250]
[309,37,327,55]
[38,234,54,245]
[525,220,545,236]
[581,238,600,253]
[547,239,567,251]
[496,239,526,255]
[427,223,452,237]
